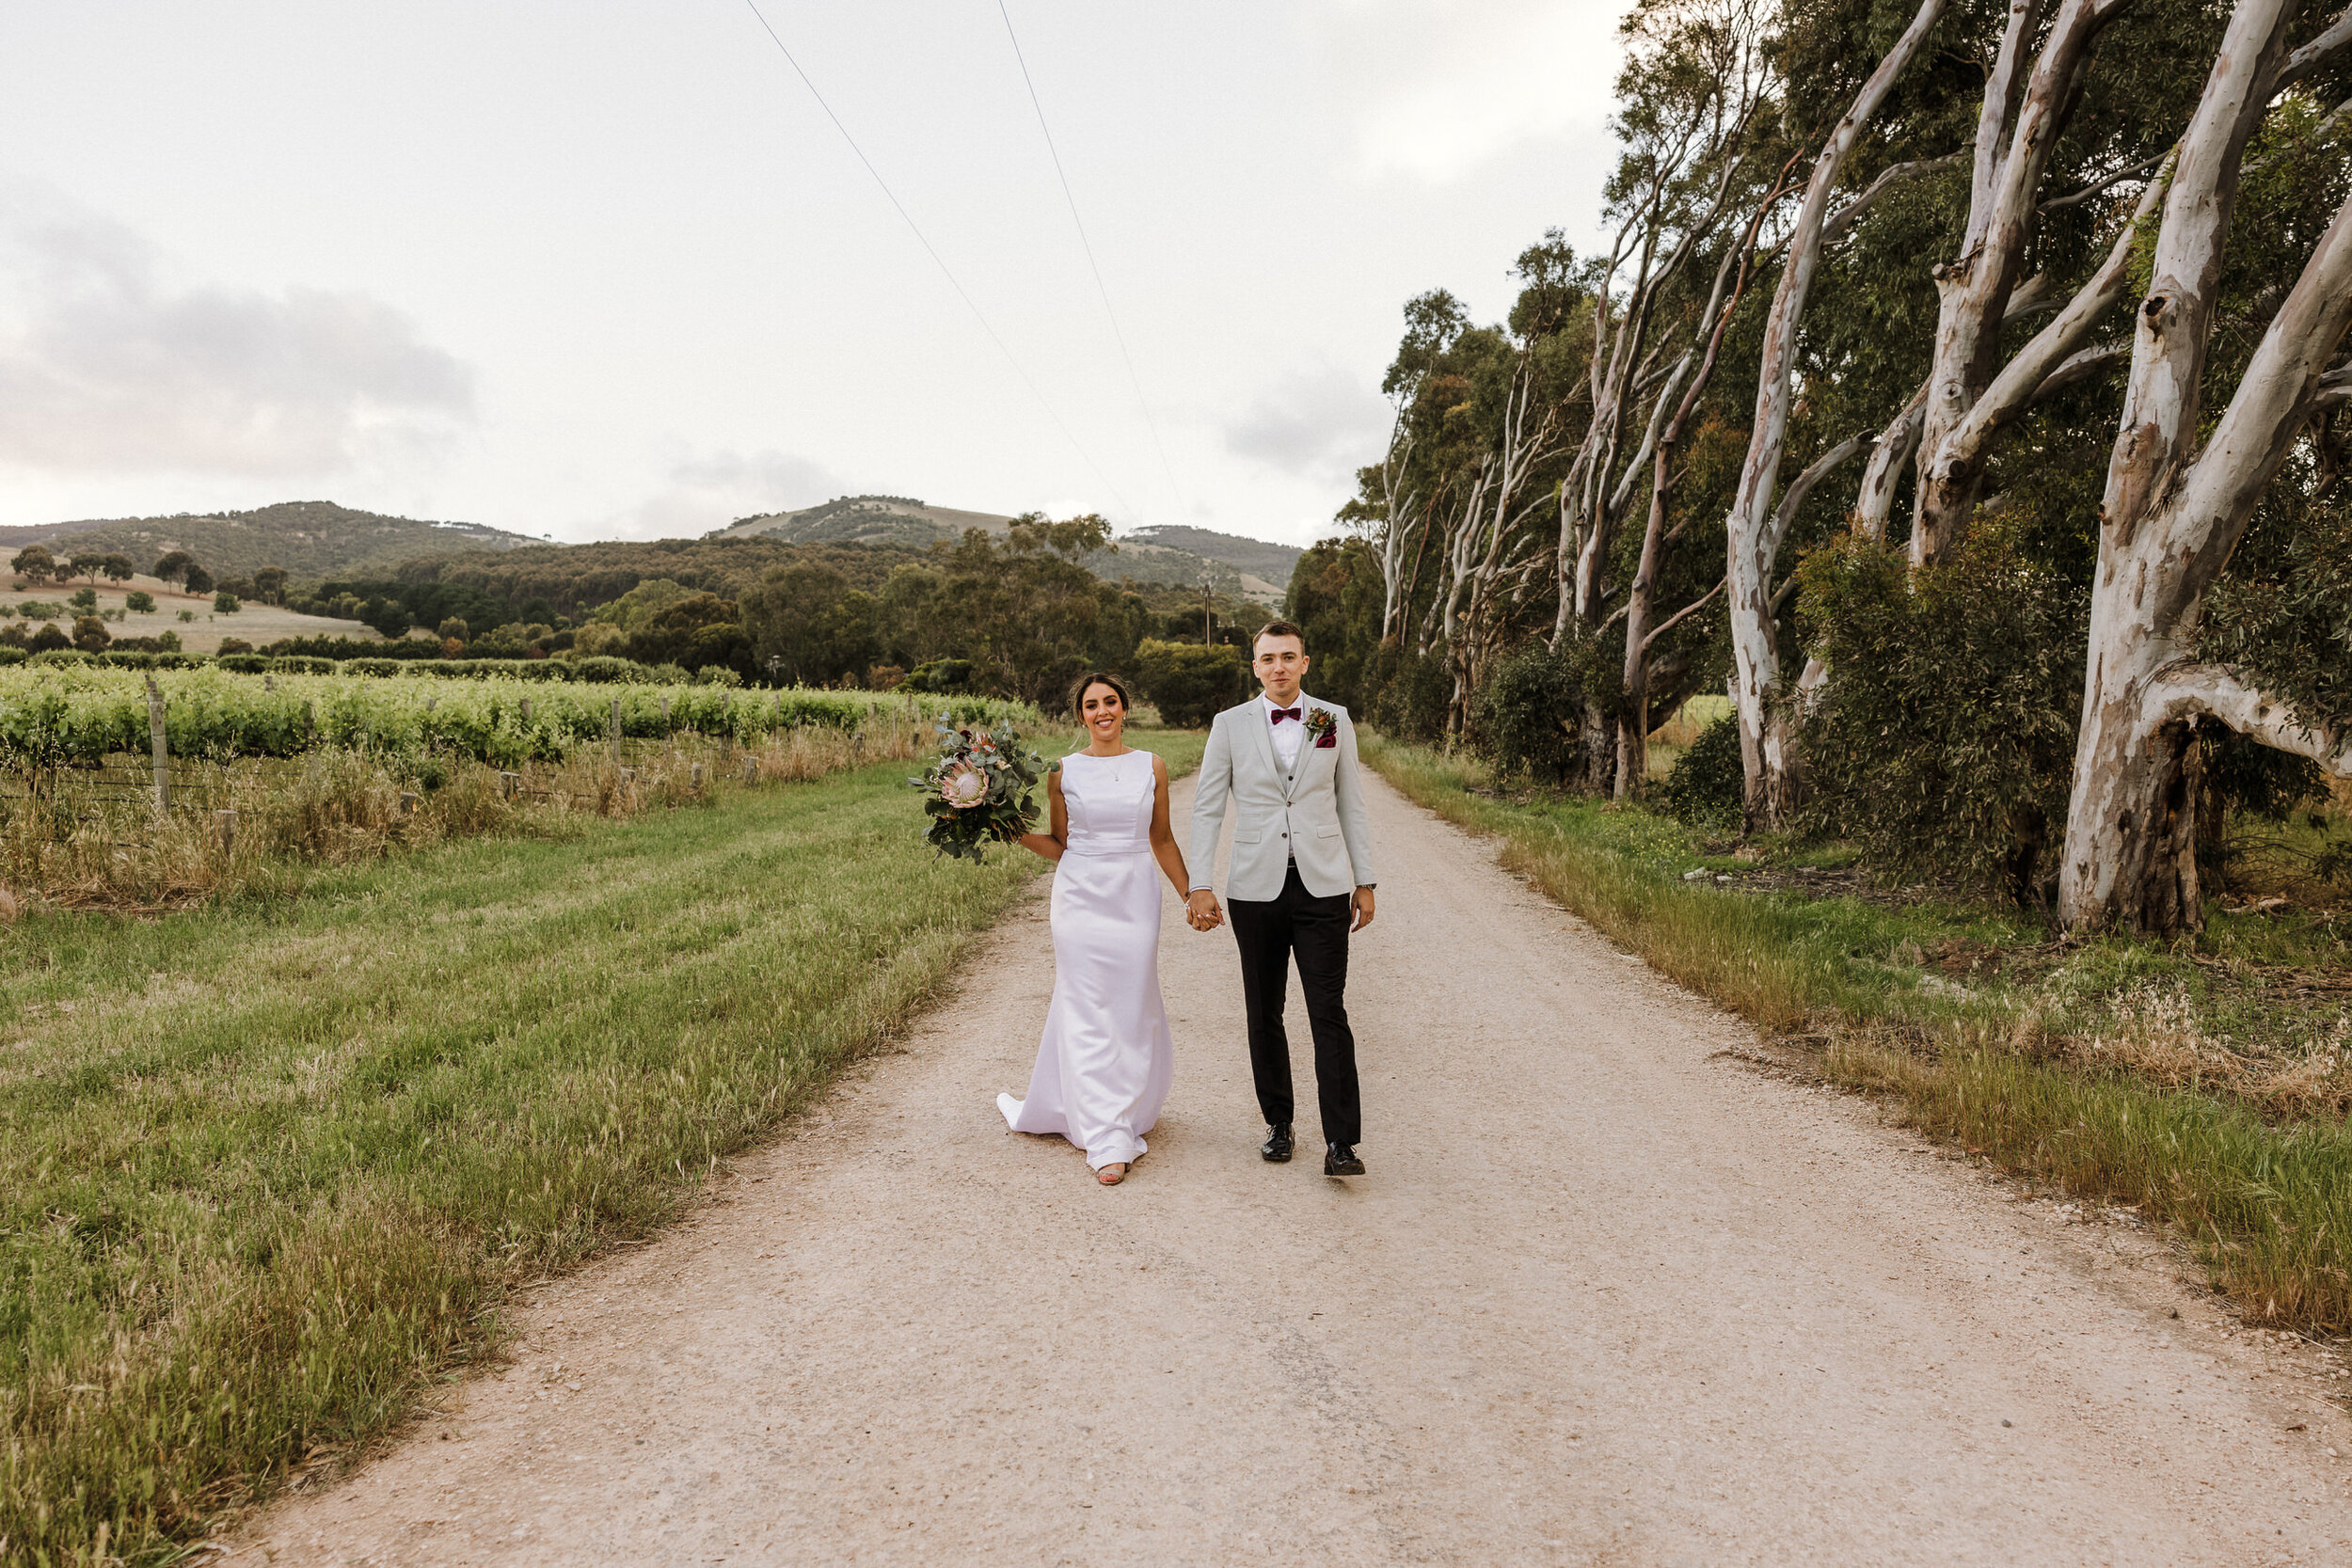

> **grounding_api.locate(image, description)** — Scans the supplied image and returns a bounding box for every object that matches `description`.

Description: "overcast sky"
[0,1,1622,546]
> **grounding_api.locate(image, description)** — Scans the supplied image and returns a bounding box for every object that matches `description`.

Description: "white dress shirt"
[1263,691,1308,769]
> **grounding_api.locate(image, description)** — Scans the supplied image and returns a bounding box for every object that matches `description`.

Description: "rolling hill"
[714,496,1300,605]
[5,501,545,582]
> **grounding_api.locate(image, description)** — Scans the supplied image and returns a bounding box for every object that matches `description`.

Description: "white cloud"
[0,184,473,477]
[593,449,844,542]
[1306,0,1623,181]
[1221,362,1391,486]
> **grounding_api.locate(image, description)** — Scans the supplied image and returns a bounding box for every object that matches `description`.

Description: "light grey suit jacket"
[1188,694,1375,902]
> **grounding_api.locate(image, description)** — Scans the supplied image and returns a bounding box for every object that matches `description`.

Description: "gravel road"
[252,768,2352,1564]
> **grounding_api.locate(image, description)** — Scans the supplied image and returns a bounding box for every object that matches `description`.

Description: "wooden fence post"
[520,697,533,724]
[691,762,705,789]
[215,809,236,855]
[398,791,419,816]
[742,756,757,784]
[498,770,519,799]
[263,673,275,692]
[143,673,168,820]
[610,698,622,775]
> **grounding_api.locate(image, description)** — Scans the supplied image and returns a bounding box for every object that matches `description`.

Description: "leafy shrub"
[214,592,241,613]
[71,614,110,653]
[0,647,24,667]
[902,657,977,694]
[69,587,98,612]
[124,590,156,612]
[1135,640,1247,727]
[1795,528,2085,901]
[1363,642,1453,744]
[1658,714,1744,827]
[177,610,195,623]
[1472,642,1586,783]
[217,652,267,673]
[217,638,254,656]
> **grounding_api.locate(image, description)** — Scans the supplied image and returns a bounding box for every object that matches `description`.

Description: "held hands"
[1185,889,1224,932]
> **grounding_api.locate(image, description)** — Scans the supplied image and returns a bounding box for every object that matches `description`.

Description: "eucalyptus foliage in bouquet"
[911,713,1043,862]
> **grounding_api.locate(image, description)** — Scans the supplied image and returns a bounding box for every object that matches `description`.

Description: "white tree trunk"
[1724,0,1949,828]
[2058,0,2352,932]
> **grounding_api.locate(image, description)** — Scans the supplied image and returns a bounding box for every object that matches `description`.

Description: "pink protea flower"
[939,763,989,809]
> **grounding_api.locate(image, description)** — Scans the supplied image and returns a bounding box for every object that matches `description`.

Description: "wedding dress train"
[997,751,1173,1170]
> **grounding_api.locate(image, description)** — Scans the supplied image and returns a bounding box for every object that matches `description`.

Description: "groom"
[1187,621,1377,1178]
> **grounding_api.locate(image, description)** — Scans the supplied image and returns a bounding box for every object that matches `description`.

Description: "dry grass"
[0,721,941,913]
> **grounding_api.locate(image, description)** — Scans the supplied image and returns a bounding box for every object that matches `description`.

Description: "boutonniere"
[1303,707,1339,750]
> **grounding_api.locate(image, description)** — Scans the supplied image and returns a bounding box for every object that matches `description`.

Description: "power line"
[992,0,1186,518]
[735,0,1136,517]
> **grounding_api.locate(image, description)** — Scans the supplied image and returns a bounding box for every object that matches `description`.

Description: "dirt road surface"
[252,770,2352,1564]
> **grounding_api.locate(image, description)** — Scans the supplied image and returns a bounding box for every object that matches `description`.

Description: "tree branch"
[2280,6,2352,91]
[1822,151,1967,245]
[2032,339,2132,400]
[2040,151,2169,214]
[1642,576,1727,654]
[1769,432,1874,557]
[2143,661,2352,774]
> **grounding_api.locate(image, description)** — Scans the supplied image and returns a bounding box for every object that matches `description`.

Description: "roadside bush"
[1472,642,1586,784]
[1364,642,1452,745]
[1657,714,1744,828]
[1135,640,1247,727]
[1795,527,2085,902]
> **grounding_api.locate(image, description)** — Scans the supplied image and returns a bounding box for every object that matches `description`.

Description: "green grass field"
[0,728,1202,1564]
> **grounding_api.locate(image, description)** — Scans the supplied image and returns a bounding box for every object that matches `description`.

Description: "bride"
[999,671,1214,1185]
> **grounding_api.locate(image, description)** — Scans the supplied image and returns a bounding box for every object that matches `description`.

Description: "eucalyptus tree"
[1553,0,1780,653]
[2057,0,2352,934]
[1723,0,1951,827]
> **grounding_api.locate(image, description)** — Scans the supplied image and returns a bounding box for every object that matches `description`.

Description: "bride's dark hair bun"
[1068,670,1132,715]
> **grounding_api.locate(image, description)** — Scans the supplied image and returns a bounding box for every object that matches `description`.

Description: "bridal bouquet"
[911,714,1044,863]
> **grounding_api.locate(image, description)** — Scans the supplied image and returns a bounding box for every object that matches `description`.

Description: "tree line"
[1285,0,2348,939]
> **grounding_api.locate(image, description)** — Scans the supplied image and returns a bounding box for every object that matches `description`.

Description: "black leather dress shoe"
[1261,1123,1294,1163]
[1324,1143,1365,1176]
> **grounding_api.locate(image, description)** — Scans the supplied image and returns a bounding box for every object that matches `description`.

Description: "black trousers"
[1227,864,1360,1145]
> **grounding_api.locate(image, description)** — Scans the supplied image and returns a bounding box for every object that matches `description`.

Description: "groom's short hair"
[1254,619,1307,651]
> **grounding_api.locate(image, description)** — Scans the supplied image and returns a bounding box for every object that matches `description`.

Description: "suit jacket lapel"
[1246,697,1284,793]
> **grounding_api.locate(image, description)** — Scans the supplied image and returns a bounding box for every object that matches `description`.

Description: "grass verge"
[1361,734,2352,1334]
[1,727,1200,1565]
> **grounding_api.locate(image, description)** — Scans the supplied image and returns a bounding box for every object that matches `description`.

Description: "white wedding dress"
[997,751,1174,1170]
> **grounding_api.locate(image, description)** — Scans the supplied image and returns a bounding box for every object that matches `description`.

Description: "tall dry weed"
[2058,980,2352,1118]
[0,717,957,913]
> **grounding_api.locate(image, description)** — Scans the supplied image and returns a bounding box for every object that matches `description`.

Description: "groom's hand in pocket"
[1186,889,1223,931]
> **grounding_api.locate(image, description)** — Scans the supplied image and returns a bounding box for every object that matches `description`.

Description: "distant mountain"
[1122,527,1301,594]
[712,496,1297,605]
[709,496,1014,549]
[8,501,544,582]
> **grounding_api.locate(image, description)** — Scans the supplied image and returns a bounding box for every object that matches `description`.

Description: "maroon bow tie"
[1270,706,1302,724]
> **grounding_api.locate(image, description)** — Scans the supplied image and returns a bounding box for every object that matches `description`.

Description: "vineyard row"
[0,666,1035,768]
